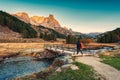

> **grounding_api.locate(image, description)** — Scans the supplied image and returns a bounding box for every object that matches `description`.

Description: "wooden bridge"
[44,44,95,56]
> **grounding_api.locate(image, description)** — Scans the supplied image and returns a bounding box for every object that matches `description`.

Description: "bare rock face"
[48,14,60,27]
[14,12,61,29]
[13,12,30,23]
[30,16,45,26]
[30,14,61,29]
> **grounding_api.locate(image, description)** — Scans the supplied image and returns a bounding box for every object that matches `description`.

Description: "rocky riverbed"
[0,49,74,80]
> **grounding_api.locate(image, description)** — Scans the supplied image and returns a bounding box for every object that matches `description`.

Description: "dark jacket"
[76,40,80,49]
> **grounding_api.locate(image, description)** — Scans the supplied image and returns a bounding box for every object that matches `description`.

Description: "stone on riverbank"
[55,67,61,72]
[0,58,3,62]
[70,64,79,70]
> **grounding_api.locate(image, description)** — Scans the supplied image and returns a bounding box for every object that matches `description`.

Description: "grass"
[100,56,120,70]
[44,62,100,80]
[21,62,101,80]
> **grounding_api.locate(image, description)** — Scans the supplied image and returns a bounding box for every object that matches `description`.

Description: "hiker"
[76,39,83,55]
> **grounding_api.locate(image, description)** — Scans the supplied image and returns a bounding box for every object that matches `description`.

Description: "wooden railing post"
[55,45,57,51]
[62,44,64,53]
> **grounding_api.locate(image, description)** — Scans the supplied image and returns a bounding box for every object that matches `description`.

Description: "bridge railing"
[44,44,96,56]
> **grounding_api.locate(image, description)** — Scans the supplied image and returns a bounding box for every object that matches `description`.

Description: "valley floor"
[0,42,117,59]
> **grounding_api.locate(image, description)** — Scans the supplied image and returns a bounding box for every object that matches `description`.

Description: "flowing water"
[83,46,113,54]
[66,46,113,54]
[0,56,52,80]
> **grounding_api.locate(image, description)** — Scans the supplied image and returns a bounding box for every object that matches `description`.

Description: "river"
[0,56,52,80]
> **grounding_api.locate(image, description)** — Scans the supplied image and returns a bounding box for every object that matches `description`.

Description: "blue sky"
[0,0,120,33]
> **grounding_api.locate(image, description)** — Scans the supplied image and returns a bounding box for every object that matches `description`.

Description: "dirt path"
[76,56,120,80]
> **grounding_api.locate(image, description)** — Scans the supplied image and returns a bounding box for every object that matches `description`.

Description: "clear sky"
[0,0,120,33]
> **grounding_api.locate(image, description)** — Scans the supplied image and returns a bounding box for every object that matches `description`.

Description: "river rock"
[113,46,120,50]
[66,59,73,64]
[96,50,111,56]
[56,55,73,64]
[61,64,72,69]
[52,58,64,67]
[70,64,79,70]
[55,67,61,72]
[32,53,37,57]
[0,58,3,62]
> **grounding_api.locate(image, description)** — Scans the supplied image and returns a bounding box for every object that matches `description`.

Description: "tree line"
[97,28,120,43]
[66,35,94,44]
[38,26,66,41]
[40,32,56,41]
[66,35,78,44]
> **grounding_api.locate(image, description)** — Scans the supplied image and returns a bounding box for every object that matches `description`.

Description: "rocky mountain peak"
[16,12,28,16]
[13,12,61,28]
[13,12,74,35]
[46,14,61,28]
[48,14,54,19]
[14,12,30,23]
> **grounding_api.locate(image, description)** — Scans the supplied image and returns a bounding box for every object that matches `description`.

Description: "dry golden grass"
[0,42,117,57]
[62,42,117,49]
[87,43,117,48]
[0,42,63,57]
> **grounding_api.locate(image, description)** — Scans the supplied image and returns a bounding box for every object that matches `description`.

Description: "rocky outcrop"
[14,12,61,29]
[30,14,61,29]
[13,12,30,23]
[30,16,45,26]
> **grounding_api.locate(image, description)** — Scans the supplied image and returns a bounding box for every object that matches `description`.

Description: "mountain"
[14,12,61,29]
[87,32,101,38]
[0,11,66,41]
[30,14,61,29]
[13,12,74,35]
[97,28,120,43]
[0,11,37,38]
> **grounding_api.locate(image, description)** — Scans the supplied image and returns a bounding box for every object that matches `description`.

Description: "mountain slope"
[33,25,66,39]
[97,28,120,43]
[0,25,21,38]
[0,11,37,38]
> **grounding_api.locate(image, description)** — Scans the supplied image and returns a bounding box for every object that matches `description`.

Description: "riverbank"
[17,61,102,80]
[0,42,63,62]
